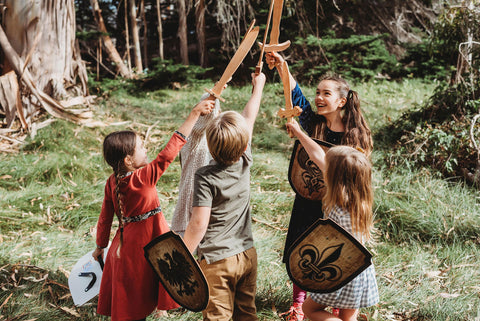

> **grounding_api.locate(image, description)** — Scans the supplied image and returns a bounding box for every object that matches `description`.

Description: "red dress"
[96,133,184,321]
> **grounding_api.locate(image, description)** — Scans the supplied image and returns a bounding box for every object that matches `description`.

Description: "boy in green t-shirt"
[183,72,266,320]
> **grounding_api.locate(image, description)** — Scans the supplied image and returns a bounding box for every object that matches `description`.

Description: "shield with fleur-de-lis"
[288,139,333,200]
[144,231,209,312]
[286,218,372,293]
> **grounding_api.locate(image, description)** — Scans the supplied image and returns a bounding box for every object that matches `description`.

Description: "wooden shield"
[288,139,333,200]
[144,231,209,312]
[286,219,372,293]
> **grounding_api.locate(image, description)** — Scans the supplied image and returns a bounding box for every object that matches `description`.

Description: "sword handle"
[255,62,263,76]
[97,254,104,270]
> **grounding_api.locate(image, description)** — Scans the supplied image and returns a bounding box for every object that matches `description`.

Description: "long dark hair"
[102,130,137,257]
[312,75,373,155]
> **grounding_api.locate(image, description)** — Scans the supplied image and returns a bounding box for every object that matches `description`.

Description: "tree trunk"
[129,0,143,73]
[0,0,92,133]
[156,0,164,60]
[177,0,189,64]
[195,0,208,67]
[90,0,132,78]
[140,0,148,68]
[124,0,132,73]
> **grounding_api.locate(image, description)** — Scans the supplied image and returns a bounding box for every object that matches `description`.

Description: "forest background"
[0,0,479,320]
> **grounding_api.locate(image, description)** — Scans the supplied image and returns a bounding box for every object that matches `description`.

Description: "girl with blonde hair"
[286,120,379,321]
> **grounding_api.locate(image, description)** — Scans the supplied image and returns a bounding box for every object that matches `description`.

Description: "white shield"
[68,246,109,306]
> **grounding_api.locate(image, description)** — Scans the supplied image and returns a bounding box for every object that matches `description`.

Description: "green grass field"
[0,78,479,320]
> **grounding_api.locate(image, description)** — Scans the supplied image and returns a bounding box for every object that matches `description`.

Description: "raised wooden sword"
[205,20,259,102]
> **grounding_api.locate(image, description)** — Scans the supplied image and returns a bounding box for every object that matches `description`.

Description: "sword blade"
[269,0,284,45]
[208,23,259,98]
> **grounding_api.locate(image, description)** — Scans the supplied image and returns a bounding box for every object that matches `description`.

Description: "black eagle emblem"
[156,249,199,296]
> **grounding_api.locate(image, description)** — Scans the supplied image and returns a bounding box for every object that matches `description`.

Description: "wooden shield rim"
[287,139,334,199]
[144,231,209,312]
[285,218,372,293]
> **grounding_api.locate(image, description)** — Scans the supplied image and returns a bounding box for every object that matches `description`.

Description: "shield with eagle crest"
[286,218,372,293]
[288,139,333,200]
[144,231,209,312]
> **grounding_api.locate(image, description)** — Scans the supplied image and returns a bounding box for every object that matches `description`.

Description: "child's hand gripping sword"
[277,60,301,137]
[258,0,291,70]
[205,20,259,102]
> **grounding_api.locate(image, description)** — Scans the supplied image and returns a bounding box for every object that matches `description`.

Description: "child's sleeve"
[292,83,315,136]
[96,182,115,248]
[192,169,213,208]
[140,132,187,186]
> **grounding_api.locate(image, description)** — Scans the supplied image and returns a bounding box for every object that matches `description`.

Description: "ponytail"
[342,89,373,156]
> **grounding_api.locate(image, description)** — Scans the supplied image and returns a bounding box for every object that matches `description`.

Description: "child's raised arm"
[242,72,266,137]
[286,120,327,172]
[177,97,215,137]
[266,52,296,91]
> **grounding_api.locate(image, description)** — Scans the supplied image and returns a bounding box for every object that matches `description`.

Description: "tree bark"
[90,0,132,78]
[140,0,148,68]
[0,0,92,132]
[177,0,189,64]
[129,0,143,73]
[156,0,164,60]
[195,0,208,67]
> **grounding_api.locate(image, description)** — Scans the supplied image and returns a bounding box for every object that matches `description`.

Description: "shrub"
[289,32,402,84]
[137,58,211,90]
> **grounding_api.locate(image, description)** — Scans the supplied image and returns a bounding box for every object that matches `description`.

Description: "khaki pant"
[199,247,258,321]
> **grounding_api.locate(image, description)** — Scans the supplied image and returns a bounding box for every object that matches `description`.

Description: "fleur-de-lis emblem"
[298,244,343,283]
[297,148,324,195]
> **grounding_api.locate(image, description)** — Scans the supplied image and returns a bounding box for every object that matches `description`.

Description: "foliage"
[429,3,480,67]
[377,77,480,183]
[289,33,402,84]
[135,58,212,90]
[374,2,480,186]
[399,41,454,80]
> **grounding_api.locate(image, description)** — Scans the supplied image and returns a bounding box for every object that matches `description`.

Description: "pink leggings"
[293,283,307,304]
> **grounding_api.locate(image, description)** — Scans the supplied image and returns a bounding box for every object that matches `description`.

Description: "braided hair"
[103,130,137,257]
[312,74,373,156]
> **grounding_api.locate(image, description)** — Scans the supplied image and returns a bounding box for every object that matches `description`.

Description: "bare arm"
[286,120,326,172]
[182,206,211,253]
[176,97,215,137]
[266,52,296,91]
[242,72,266,137]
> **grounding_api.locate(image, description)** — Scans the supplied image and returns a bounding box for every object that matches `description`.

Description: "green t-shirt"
[192,143,254,263]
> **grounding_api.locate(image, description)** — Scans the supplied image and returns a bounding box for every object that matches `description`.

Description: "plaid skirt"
[309,264,379,309]
[309,205,379,309]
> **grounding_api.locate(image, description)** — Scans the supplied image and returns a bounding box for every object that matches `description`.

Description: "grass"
[1,77,479,320]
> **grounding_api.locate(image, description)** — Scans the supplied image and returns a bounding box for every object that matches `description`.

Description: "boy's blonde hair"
[206,111,249,166]
[323,145,374,241]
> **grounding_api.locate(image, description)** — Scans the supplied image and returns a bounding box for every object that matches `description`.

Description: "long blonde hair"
[312,75,373,156]
[323,146,374,241]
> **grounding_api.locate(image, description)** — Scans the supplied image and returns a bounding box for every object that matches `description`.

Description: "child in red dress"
[92,98,215,321]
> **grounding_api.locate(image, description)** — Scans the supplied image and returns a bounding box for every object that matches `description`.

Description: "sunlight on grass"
[1,79,479,320]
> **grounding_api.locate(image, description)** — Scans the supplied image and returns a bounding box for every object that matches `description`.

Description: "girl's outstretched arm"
[177,97,215,137]
[286,119,327,172]
[242,72,266,137]
[266,52,296,91]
